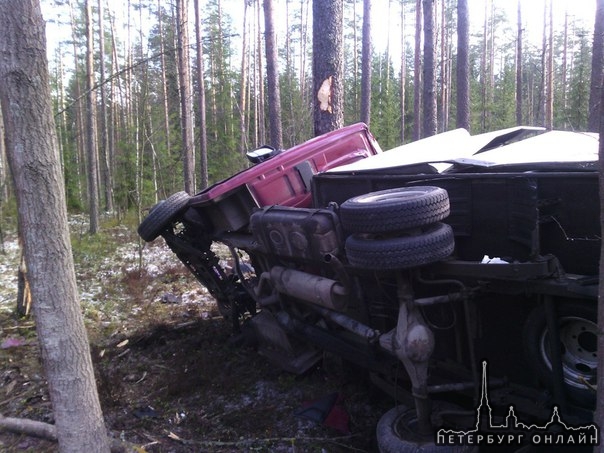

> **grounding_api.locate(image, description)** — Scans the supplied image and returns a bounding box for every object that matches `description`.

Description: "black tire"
[339,186,450,234]
[376,403,474,453]
[523,301,597,408]
[138,191,190,242]
[345,223,454,270]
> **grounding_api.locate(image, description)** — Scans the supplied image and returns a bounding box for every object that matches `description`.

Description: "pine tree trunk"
[158,0,172,196]
[413,0,422,140]
[516,0,523,125]
[360,0,371,126]
[0,1,110,450]
[239,0,249,154]
[256,0,266,144]
[545,0,553,130]
[588,0,604,132]
[422,0,436,137]
[97,0,114,213]
[176,0,196,194]
[264,0,283,149]
[456,0,470,130]
[85,0,100,233]
[400,2,406,143]
[312,0,344,136]
[596,25,604,440]
[194,0,208,188]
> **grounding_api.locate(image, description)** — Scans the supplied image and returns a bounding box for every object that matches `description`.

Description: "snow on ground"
[0,219,212,315]
[0,237,20,312]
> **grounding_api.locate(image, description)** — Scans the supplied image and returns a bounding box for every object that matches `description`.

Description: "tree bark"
[312,0,344,136]
[0,1,110,451]
[239,0,249,154]
[413,0,422,140]
[264,0,284,149]
[515,0,523,125]
[422,0,436,137]
[194,0,208,188]
[597,24,604,442]
[588,0,604,132]
[400,1,406,143]
[176,0,196,194]
[97,0,113,213]
[456,0,470,131]
[545,0,553,130]
[360,0,371,126]
[85,0,100,233]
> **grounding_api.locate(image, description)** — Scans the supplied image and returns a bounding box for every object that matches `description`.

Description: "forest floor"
[0,215,390,452]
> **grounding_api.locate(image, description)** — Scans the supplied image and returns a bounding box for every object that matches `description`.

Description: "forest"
[0,0,603,451]
[0,0,599,228]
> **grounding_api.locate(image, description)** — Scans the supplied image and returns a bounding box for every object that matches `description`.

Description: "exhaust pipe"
[270,266,348,311]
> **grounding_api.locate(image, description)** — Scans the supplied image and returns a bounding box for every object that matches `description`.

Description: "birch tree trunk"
[0,1,110,451]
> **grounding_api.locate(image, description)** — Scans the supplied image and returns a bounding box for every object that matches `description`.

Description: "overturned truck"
[139,123,599,451]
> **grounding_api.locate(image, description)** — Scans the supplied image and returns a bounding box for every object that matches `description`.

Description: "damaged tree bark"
[312,0,343,136]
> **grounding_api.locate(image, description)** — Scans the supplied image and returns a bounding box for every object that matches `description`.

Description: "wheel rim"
[540,316,598,389]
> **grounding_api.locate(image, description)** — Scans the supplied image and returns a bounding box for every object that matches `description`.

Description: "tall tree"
[422,0,436,137]
[597,1,604,437]
[97,0,114,213]
[515,0,523,125]
[176,0,196,194]
[264,0,283,149]
[456,0,470,130]
[400,0,406,143]
[589,0,604,132]
[360,0,371,125]
[0,0,110,451]
[413,0,422,140]
[238,0,250,154]
[545,0,554,130]
[85,0,100,233]
[313,0,344,135]
[194,0,209,188]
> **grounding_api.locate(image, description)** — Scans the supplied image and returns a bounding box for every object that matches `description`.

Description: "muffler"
[269,266,348,311]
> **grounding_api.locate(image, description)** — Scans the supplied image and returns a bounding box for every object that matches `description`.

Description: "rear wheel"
[523,301,597,408]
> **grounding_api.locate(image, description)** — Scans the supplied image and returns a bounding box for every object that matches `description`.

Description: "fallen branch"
[0,414,141,453]
[0,413,56,440]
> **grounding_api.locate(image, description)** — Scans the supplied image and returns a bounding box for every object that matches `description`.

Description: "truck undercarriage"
[139,124,599,450]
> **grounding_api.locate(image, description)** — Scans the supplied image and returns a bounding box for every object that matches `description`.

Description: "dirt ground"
[0,221,391,452]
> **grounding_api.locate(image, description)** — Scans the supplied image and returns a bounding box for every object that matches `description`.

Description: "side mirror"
[246,145,281,164]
